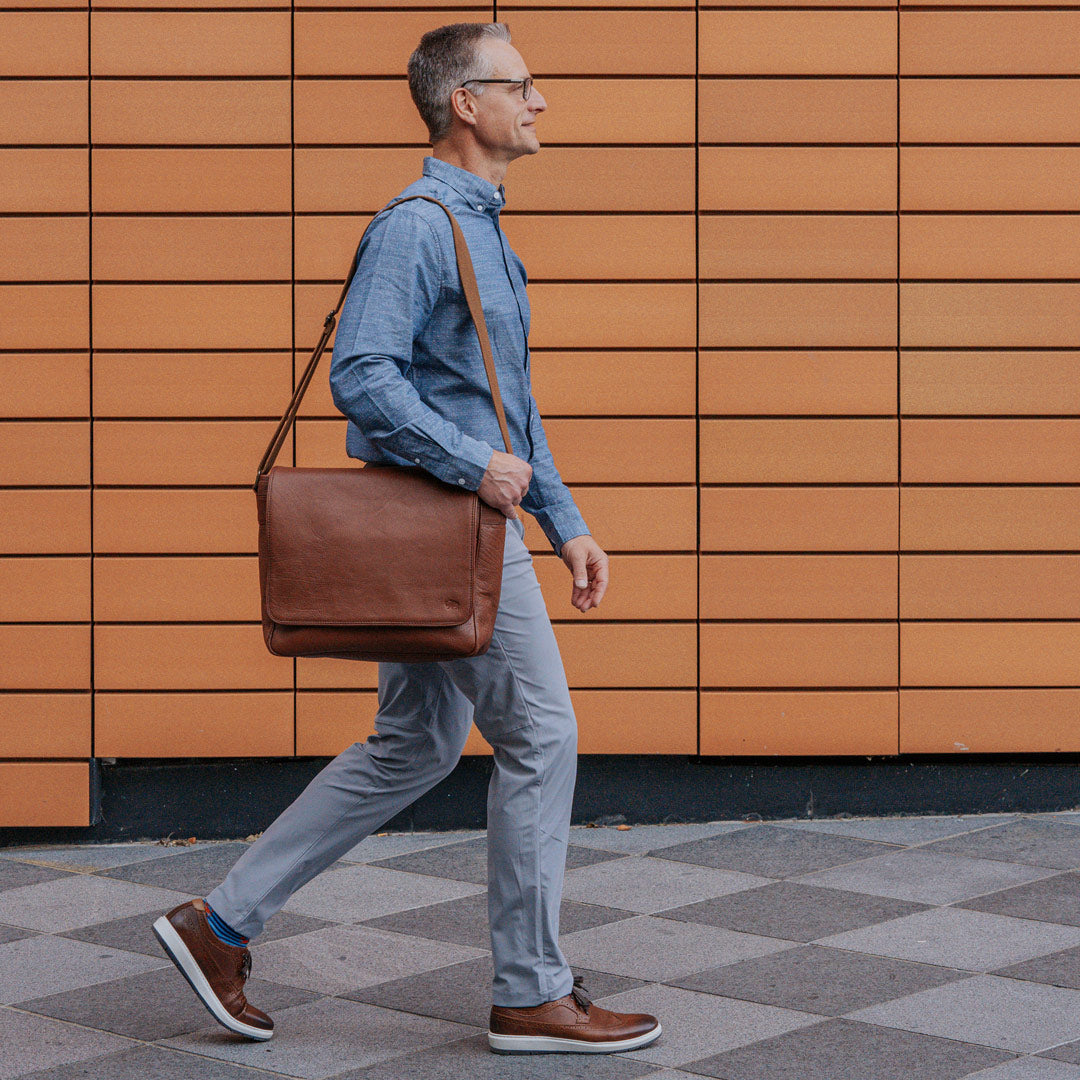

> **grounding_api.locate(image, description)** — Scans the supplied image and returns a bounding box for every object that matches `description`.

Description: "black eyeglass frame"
[458,77,533,101]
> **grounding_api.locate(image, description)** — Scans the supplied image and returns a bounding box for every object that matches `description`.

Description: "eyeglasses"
[459,77,533,101]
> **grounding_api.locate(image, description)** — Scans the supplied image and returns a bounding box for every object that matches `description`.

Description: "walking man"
[152,20,662,1055]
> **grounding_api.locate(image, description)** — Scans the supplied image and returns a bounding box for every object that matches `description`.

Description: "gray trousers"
[204,513,579,1007]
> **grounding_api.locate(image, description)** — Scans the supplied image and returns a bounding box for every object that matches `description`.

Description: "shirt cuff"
[419,434,494,491]
[531,502,591,556]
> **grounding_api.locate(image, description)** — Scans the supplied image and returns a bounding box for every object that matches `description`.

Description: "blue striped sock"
[203,901,249,948]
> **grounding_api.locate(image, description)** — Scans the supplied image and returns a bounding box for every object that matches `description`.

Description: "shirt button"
[457,478,466,485]
[476,204,483,211]
[413,457,420,464]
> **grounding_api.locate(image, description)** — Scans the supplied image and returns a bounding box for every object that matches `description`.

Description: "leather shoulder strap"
[254,194,514,490]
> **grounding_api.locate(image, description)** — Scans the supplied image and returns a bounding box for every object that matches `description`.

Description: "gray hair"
[407,22,512,145]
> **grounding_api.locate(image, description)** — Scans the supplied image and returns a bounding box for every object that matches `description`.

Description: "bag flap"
[264,466,477,627]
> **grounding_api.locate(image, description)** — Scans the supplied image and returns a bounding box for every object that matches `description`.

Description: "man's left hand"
[559,535,609,613]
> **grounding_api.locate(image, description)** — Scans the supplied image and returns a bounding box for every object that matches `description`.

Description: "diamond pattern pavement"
[5,813,1080,1077]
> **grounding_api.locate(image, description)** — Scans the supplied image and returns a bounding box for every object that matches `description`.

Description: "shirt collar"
[422,155,506,214]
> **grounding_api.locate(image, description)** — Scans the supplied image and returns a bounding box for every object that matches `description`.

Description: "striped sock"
[203,901,250,948]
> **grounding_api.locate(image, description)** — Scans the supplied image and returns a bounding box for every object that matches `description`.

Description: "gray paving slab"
[919,819,1080,870]
[560,914,796,983]
[995,943,1080,990]
[773,814,1022,846]
[656,880,931,942]
[339,829,487,862]
[332,1031,658,1079]
[0,923,35,945]
[678,1016,1014,1079]
[343,955,644,1027]
[649,824,900,878]
[817,907,1080,971]
[1043,1038,1080,1066]
[61,905,334,957]
[13,1043,281,1079]
[357,889,635,950]
[959,872,1080,927]
[101,843,258,895]
[669,943,969,1015]
[160,995,482,1079]
[248,923,488,995]
[847,974,1080,1054]
[0,1006,134,1080]
[0,842,197,872]
[0,862,72,892]
[561,855,770,914]
[0,873,192,933]
[794,847,1062,905]
[962,1058,1080,1078]
[564,822,752,854]
[279,861,485,923]
[367,835,619,885]
[0,932,167,1005]
[597,982,822,1068]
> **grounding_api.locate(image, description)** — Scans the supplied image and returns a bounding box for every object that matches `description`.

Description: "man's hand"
[559,535,608,613]
[477,449,532,517]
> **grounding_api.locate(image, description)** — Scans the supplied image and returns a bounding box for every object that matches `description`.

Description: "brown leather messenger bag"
[252,195,516,662]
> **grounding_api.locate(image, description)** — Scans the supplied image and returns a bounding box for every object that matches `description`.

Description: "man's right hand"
[477,449,533,518]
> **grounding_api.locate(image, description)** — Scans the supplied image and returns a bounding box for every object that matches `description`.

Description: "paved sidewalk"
[5,813,1080,1077]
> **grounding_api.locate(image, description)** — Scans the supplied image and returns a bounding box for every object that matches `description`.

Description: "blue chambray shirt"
[328,154,591,556]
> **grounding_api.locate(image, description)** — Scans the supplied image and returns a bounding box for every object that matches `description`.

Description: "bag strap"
[253,194,514,491]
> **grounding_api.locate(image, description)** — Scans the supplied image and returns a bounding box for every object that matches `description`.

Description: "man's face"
[463,40,546,161]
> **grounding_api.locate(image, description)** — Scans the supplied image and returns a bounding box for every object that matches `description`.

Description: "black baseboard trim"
[2,753,1080,848]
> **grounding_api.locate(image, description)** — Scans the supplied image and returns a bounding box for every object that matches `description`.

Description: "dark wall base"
[2,753,1080,847]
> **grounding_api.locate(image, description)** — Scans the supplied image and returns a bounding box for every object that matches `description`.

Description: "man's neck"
[432,145,507,189]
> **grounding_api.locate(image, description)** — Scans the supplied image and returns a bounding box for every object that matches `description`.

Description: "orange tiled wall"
[3,2,1079,827]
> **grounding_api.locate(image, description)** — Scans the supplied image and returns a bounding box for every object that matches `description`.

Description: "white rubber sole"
[152,915,273,1041]
[488,1020,661,1054]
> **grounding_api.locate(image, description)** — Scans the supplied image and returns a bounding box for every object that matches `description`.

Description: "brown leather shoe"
[152,897,273,1041]
[488,975,661,1054]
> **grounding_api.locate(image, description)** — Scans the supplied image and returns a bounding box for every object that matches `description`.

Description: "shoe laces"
[238,950,251,982]
[570,975,592,1012]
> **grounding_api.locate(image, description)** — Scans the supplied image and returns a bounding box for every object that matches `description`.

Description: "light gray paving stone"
[670,944,968,1015]
[565,822,752,854]
[678,1016,1013,1080]
[649,824,899,878]
[918,819,1080,870]
[0,932,168,1005]
[817,907,1080,971]
[847,974,1080,1054]
[560,914,796,983]
[595,983,822,1069]
[0,842,196,872]
[0,1005,134,1080]
[793,847,1061,904]
[279,862,485,922]
[160,995,481,1079]
[964,1057,1080,1078]
[0,873,192,933]
[561,855,770,914]
[332,1031,658,1079]
[247,923,488,995]
[339,829,487,862]
[14,1043,281,1079]
[773,814,1022,846]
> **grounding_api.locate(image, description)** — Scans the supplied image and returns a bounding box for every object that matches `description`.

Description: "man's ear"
[448,87,478,128]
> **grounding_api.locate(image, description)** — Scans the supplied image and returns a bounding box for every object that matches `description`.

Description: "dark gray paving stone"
[679,1017,1014,1079]
[367,836,619,885]
[649,825,899,879]
[61,906,334,958]
[0,861,71,891]
[342,954,645,1028]
[656,881,931,942]
[99,843,253,895]
[358,889,635,950]
[919,820,1080,871]
[16,1043,268,1079]
[669,944,969,1016]
[959,872,1080,927]
[334,1031,659,1079]
[18,964,320,1040]
[0,922,35,945]
[1044,1041,1080,1066]
[994,943,1080,991]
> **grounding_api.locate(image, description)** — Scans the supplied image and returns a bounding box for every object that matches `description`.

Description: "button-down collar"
[422,155,506,215]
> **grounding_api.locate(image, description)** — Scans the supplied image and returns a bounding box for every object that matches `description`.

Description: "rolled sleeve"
[328,204,495,491]
[518,390,590,555]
